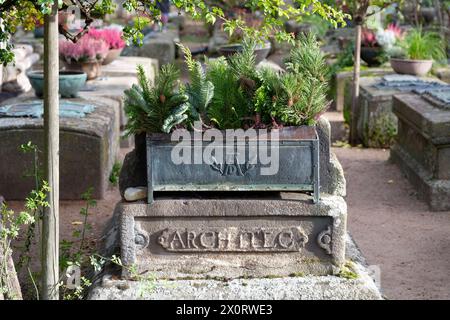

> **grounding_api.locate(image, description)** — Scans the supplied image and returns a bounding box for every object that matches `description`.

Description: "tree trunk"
[41,0,59,300]
[349,23,362,145]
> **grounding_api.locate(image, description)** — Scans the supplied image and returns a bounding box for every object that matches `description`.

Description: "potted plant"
[27,70,87,98]
[59,36,109,80]
[389,28,446,76]
[360,24,403,67]
[87,27,126,65]
[124,34,330,203]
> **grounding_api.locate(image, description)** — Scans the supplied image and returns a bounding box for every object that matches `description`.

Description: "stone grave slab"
[347,75,446,148]
[337,67,392,112]
[78,58,158,149]
[79,75,138,148]
[119,193,347,279]
[100,57,158,83]
[122,29,179,67]
[0,95,120,200]
[390,92,450,211]
[434,67,450,84]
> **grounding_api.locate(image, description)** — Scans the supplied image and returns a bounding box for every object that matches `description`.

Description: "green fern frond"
[205,56,248,129]
[228,38,257,81]
[124,64,189,134]
[178,43,214,124]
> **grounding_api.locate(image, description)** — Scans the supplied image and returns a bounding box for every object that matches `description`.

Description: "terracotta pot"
[103,48,124,65]
[390,58,433,76]
[64,60,102,80]
[360,46,385,67]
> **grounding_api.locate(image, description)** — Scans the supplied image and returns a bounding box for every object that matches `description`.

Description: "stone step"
[322,111,347,143]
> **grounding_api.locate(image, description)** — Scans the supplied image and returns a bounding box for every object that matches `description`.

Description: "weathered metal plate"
[146,126,320,203]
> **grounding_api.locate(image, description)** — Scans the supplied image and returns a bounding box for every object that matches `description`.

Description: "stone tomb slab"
[390,93,450,211]
[100,56,158,83]
[0,95,120,200]
[78,61,157,149]
[349,75,446,148]
[337,67,392,112]
[119,193,347,279]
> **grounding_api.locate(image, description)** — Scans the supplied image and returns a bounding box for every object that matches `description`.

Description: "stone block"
[119,193,347,279]
[0,95,120,200]
[79,75,136,136]
[336,68,392,112]
[123,30,179,67]
[100,57,158,83]
[390,93,450,211]
[89,262,381,300]
[434,67,450,84]
[347,76,445,148]
[316,116,346,197]
[322,111,348,142]
[2,43,39,93]
[89,230,381,300]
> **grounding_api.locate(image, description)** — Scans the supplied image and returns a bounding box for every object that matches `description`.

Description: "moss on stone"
[338,261,358,280]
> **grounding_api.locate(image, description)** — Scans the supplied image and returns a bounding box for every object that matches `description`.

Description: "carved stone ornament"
[317,226,332,255]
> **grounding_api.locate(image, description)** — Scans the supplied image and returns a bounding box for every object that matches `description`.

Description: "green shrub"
[124,34,331,133]
[400,28,446,61]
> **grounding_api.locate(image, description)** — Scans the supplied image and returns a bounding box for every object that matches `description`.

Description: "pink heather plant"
[88,28,126,50]
[59,37,109,63]
[361,29,378,47]
[386,23,405,41]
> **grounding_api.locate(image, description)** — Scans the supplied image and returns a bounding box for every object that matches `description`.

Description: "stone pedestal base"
[119,194,347,279]
[88,262,382,300]
[89,232,382,300]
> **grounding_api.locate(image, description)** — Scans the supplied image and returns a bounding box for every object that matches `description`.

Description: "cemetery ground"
[5,145,450,300]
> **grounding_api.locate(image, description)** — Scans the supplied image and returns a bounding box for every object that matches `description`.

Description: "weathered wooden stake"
[350,23,362,145]
[41,0,59,300]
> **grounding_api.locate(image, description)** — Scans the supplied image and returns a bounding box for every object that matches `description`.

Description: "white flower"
[376,29,397,49]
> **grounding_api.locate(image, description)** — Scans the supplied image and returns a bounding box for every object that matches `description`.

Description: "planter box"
[146,126,320,203]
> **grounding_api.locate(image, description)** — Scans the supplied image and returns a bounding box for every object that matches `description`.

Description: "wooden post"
[349,23,362,145]
[41,0,59,300]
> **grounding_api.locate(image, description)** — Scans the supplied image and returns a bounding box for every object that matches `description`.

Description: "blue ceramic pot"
[27,71,87,98]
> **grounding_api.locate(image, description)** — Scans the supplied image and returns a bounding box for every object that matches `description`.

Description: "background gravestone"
[391,92,450,211]
[0,95,120,199]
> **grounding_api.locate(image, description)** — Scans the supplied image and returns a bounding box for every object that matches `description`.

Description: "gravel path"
[333,147,450,300]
